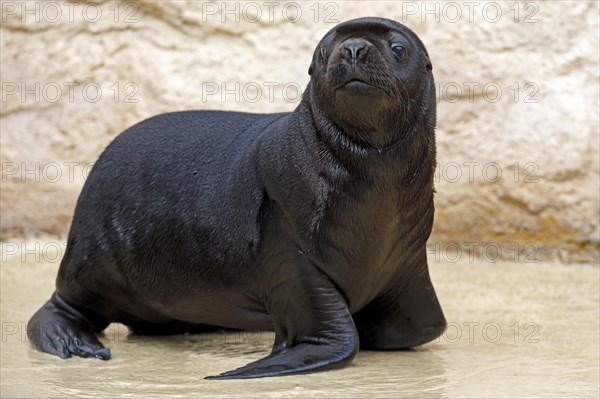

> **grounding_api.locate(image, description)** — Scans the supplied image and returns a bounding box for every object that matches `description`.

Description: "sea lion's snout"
[334,38,380,94]
[331,37,380,91]
[340,38,371,64]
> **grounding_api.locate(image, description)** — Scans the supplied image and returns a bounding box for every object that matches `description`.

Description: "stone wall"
[1,1,598,263]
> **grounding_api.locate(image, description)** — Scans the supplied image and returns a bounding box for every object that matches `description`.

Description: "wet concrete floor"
[1,248,598,398]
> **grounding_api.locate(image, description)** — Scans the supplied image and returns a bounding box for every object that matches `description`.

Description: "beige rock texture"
[1,1,598,263]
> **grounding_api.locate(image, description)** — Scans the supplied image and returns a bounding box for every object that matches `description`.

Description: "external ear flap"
[423,53,433,71]
[423,50,433,71]
[308,61,314,76]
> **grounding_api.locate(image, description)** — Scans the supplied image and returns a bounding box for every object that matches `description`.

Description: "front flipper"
[354,254,446,350]
[206,252,358,379]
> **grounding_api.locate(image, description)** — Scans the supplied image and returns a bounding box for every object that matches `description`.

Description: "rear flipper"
[27,292,111,360]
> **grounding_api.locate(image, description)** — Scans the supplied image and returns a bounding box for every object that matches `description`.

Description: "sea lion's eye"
[391,44,407,59]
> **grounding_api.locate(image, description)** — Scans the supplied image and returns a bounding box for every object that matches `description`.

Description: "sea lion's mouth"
[336,78,377,91]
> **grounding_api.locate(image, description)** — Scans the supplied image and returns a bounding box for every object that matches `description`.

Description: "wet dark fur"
[28,17,446,379]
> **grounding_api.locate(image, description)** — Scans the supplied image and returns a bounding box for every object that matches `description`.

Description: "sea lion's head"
[308,17,435,148]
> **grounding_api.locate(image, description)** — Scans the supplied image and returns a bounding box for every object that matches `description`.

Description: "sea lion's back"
[66,110,286,269]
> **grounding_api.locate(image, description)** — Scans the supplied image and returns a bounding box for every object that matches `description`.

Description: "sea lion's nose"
[342,39,368,62]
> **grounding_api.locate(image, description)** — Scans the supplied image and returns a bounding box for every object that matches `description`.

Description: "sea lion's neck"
[298,85,435,182]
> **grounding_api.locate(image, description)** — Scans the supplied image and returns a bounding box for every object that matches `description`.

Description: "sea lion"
[27,17,446,379]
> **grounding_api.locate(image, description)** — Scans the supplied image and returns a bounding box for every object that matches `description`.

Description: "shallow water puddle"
[1,253,598,398]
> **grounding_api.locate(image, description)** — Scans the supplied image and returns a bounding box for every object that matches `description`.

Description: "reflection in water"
[357,349,447,398]
[1,258,599,398]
